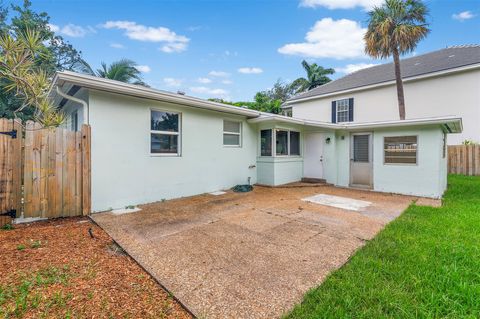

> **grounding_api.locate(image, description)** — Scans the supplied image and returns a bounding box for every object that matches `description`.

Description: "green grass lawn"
[285,175,480,319]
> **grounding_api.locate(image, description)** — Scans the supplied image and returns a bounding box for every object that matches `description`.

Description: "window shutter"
[331,101,337,123]
[348,98,354,122]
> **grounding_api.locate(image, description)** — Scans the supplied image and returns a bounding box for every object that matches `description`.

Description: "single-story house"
[283,45,479,145]
[52,71,462,212]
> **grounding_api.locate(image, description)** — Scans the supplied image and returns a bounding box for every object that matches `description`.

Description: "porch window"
[276,130,288,155]
[223,120,241,146]
[260,129,272,156]
[151,110,181,155]
[384,136,417,164]
[290,131,300,155]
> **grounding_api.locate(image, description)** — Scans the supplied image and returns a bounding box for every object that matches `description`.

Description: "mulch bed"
[0,217,192,319]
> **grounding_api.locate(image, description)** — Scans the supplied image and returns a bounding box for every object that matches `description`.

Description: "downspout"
[55,86,89,125]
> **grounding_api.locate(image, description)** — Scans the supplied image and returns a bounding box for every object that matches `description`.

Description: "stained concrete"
[92,185,426,319]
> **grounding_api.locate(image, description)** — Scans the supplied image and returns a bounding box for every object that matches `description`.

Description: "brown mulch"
[0,217,192,319]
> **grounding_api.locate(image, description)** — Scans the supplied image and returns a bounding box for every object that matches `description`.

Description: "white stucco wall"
[256,157,303,185]
[320,126,447,198]
[372,126,447,198]
[291,69,480,145]
[255,123,305,186]
[87,90,258,212]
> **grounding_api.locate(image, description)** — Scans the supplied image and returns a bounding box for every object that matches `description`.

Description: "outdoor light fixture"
[325,137,331,144]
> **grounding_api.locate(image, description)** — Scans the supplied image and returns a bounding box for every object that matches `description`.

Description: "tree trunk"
[393,48,406,120]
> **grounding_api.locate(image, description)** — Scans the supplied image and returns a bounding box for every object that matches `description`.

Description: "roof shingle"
[287,45,480,102]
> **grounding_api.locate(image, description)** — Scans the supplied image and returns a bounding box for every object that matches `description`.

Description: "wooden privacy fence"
[0,118,91,226]
[448,145,480,176]
[0,119,22,227]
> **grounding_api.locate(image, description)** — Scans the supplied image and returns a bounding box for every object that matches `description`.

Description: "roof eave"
[52,71,263,118]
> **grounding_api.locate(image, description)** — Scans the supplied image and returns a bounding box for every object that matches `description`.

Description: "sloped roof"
[287,45,480,102]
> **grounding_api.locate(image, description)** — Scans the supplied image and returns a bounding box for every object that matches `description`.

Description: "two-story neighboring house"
[283,45,480,145]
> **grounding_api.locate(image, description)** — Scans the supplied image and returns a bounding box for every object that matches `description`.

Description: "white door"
[350,133,373,188]
[304,133,324,179]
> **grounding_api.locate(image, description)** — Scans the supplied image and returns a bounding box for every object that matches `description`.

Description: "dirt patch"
[0,217,191,319]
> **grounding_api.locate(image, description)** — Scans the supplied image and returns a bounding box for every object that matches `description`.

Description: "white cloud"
[208,70,230,77]
[187,25,203,31]
[190,86,228,97]
[48,23,92,37]
[135,65,151,73]
[336,63,377,74]
[103,20,189,52]
[47,24,60,32]
[278,18,366,59]
[452,11,476,21]
[221,79,233,85]
[299,0,383,10]
[238,67,263,74]
[197,77,212,84]
[110,43,125,49]
[163,78,183,87]
[160,42,188,53]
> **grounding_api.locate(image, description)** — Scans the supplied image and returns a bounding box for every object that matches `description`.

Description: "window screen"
[151,134,178,154]
[353,135,369,162]
[71,111,78,131]
[384,136,417,164]
[223,120,241,146]
[151,110,180,154]
[151,111,179,132]
[276,130,288,155]
[290,131,300,155]
[261,129,272,156]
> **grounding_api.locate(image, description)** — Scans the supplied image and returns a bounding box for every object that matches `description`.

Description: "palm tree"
[94,59,148,86]
[291,60,335,94]
[365,0,429,120]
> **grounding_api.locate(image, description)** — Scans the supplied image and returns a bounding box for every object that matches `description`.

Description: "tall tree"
[0,29,64,126]
[9,0,90,74]
[94,59,148,86]
[365,0,429,120]
[291,60,335,93]
[0,0,90,121]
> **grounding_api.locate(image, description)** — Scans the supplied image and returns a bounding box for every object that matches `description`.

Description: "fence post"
[81,124,91,215]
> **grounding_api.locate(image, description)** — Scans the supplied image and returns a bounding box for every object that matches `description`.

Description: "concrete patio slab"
[91,185,421,319]
[302,193,372,211]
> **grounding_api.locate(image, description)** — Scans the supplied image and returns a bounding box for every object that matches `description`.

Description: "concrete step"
[301,177,327,184]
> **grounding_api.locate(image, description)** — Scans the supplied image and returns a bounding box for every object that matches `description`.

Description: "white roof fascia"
[248,115,462,133]
[52,71,263,118]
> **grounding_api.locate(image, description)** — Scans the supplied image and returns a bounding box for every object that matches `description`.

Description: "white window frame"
[150,108,182,157]
[336,99,350,123]
[223,120,242,147]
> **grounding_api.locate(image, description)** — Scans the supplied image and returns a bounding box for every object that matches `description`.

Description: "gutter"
[248,115,463,133]
[56,86,89,124]
[54,71,262,118]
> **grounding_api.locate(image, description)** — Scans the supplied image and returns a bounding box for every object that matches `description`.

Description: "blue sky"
[13,0,480,101]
